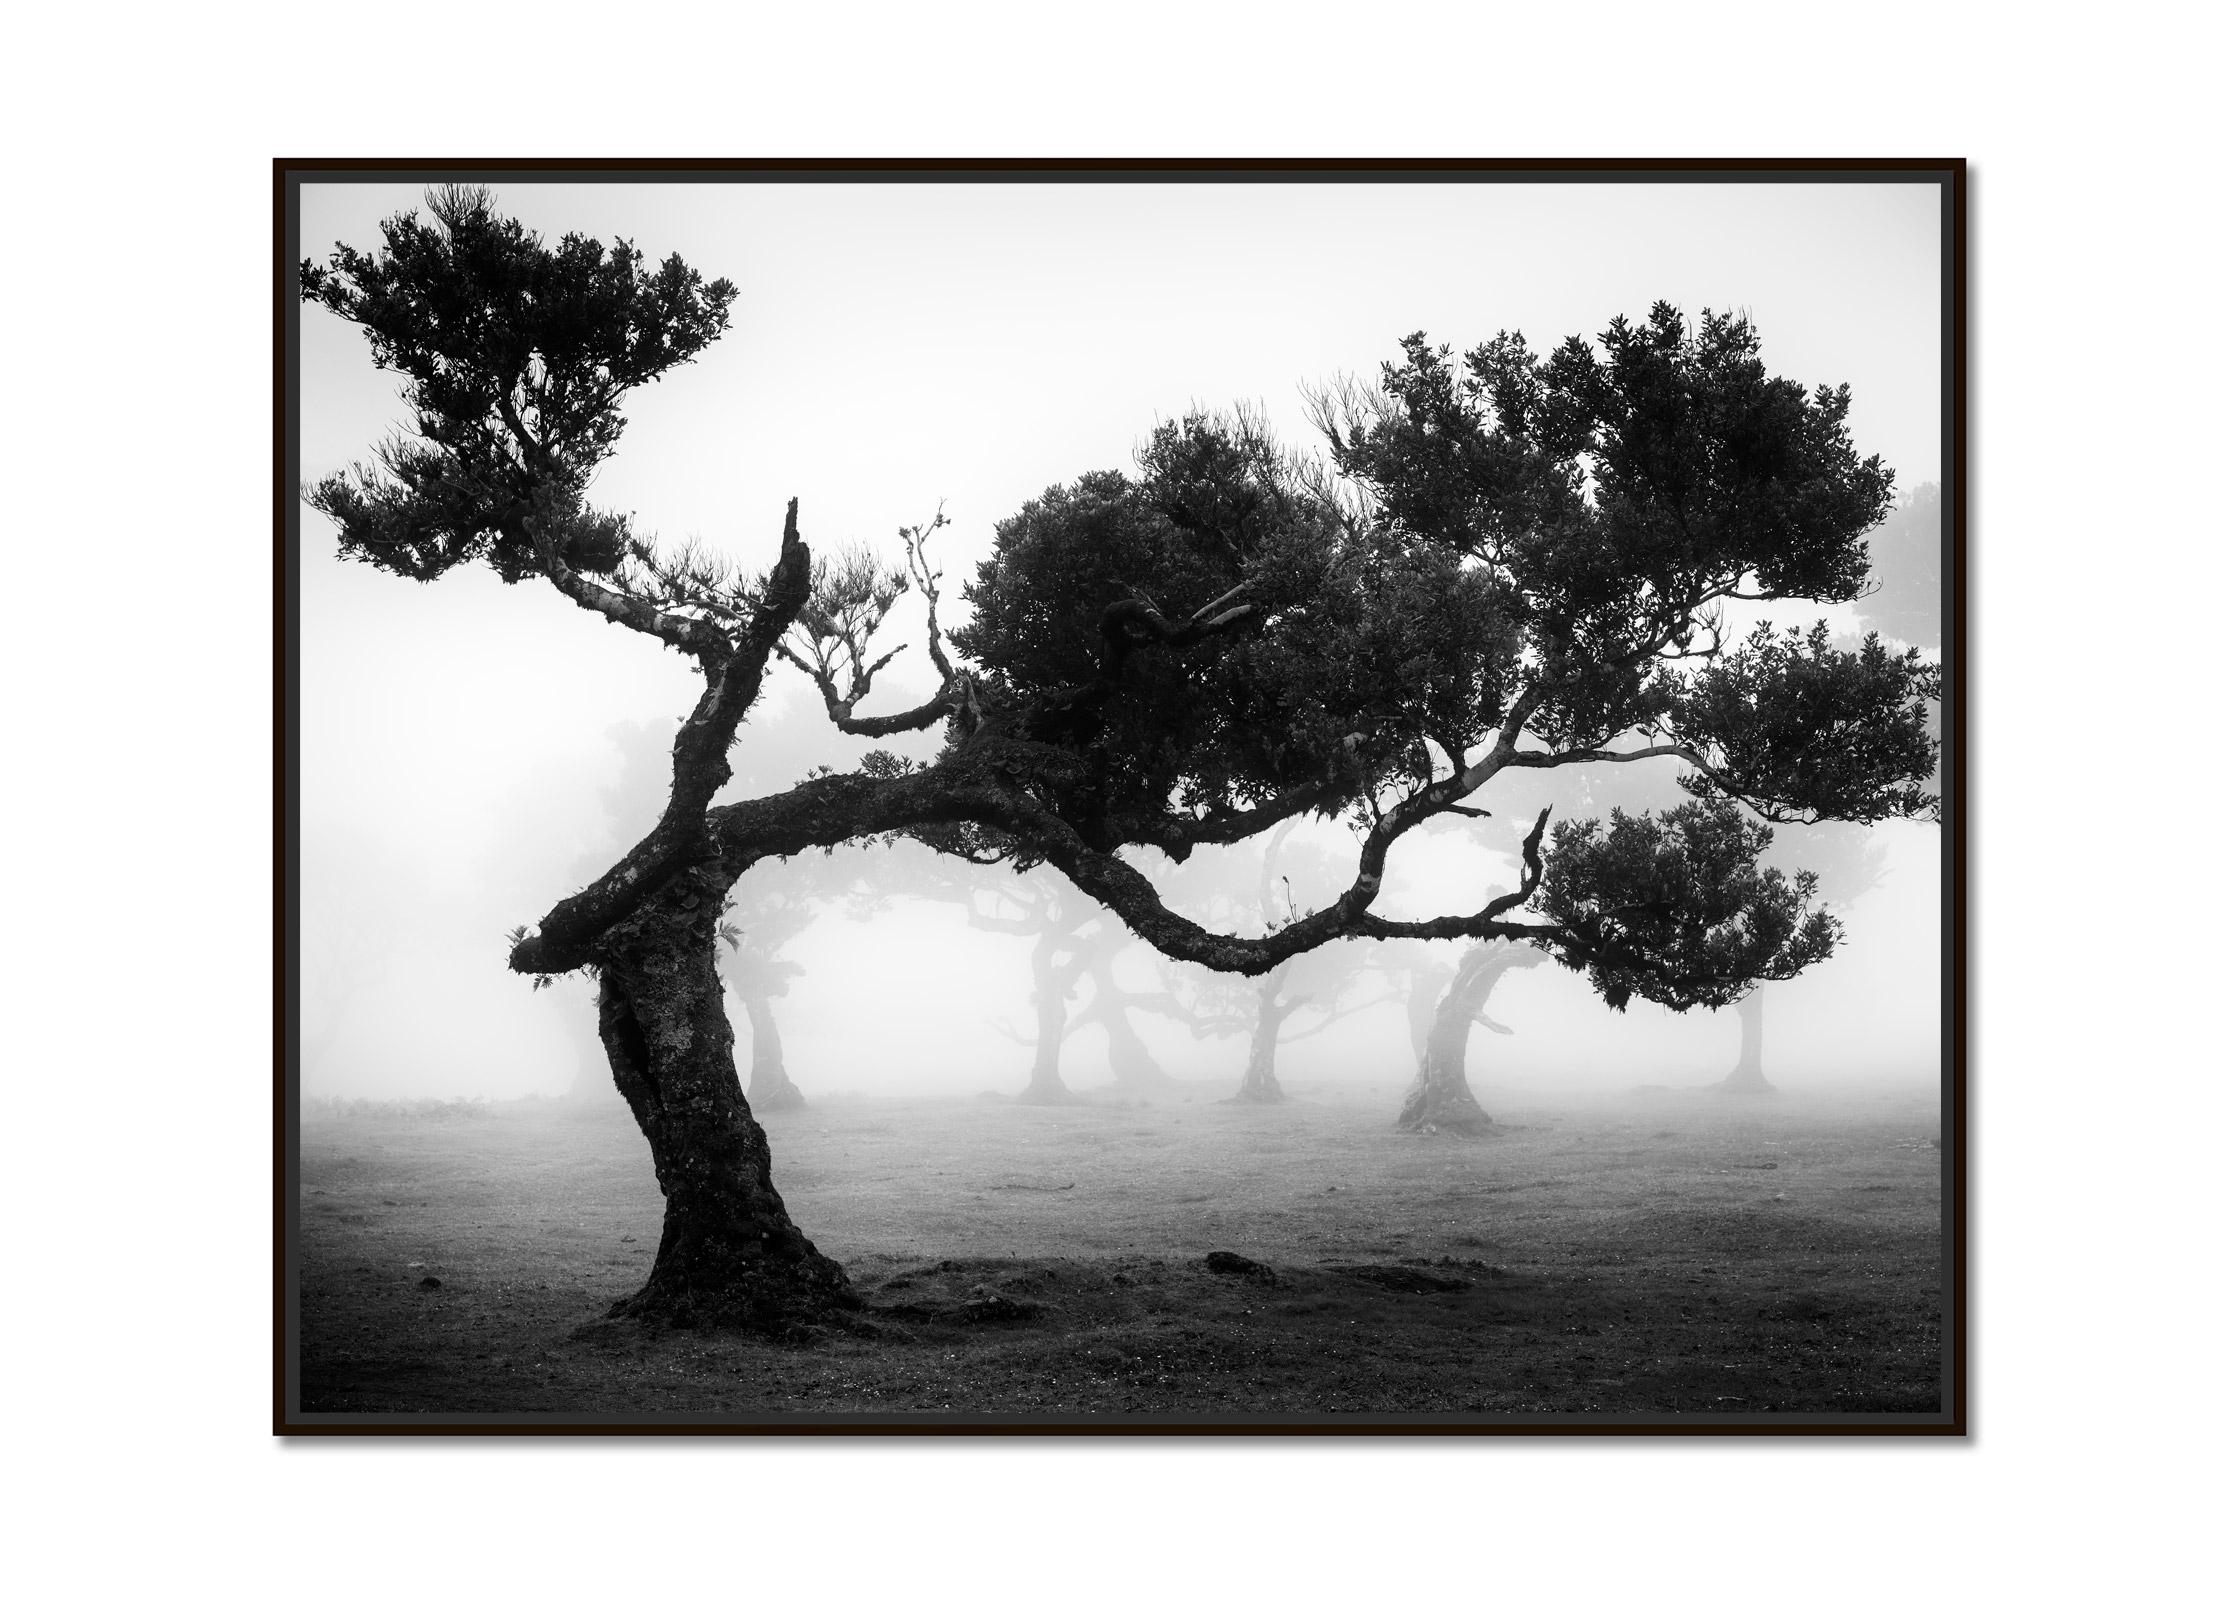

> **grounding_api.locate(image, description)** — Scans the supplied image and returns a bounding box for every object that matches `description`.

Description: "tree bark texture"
[1717,986,1774,1093]
[593,871,855,1328]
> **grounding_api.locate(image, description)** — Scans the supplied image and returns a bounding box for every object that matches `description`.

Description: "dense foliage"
[305,192,1944,1031]
[302,186,737,583]
[1537,801,1836,1011]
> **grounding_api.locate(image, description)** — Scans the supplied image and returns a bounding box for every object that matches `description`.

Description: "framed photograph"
[279,159,1962,1434]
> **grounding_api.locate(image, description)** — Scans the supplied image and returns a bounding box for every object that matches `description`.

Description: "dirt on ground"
[292,1082,1946,1421]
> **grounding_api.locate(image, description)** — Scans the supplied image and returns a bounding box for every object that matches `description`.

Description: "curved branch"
[526,508,730,666]
[823,684,961,739]
[977,788,1560,977]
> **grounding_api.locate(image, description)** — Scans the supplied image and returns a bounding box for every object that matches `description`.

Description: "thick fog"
[296,179,1944,1104]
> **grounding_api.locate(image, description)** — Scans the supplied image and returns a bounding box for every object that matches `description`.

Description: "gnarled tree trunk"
[595,873,854,1329]
[738,988,807,1113]
[1227,977,1290,1103]
[1396,942,1540,1135]
[1717,986,1774,1094]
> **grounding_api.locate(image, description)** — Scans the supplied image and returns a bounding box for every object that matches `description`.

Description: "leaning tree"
[303,191,1938,1331]
[1396,939,1547,1133]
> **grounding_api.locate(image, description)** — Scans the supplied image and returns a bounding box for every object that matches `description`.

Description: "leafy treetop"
[302,185,737,585]
[304,197,1940,1018]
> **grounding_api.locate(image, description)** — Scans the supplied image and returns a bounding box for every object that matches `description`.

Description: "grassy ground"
[293,1081,1946,1422]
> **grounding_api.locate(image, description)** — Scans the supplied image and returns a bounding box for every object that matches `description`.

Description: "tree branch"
[526,504,731,666]
[507,502,811,973]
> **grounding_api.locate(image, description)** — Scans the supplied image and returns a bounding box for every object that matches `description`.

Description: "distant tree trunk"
[1100,1001,1173,1092]
[1079,940,1175,1092]
[1717,987,1774,1094]
[595,872,855,1328]
[1227,976,1291,1103]
[1016,926,1081,1105]
[1397,943,1534,1135]
[736,989,805,1113]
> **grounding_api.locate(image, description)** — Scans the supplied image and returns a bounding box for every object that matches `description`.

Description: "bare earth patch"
[293,1084,1945,1420]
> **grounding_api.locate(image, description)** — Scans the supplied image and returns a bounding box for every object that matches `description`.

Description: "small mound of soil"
[1204,1250,1271,1276]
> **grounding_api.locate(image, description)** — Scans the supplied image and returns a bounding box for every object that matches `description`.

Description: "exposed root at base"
[586,1258,865,1341]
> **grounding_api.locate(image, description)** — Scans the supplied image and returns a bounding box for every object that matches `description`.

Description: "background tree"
[1152,820,1405,1105]
[1058,914,1193,1096]
[947,857,1197,1103]
[1396,940,1548,1133]
[1717,821,1889,1093]
[965,870,1101,1105]
[307,195,1938,1329]
[716,861,819,1112]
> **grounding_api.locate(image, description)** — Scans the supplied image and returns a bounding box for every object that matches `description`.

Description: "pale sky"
[295,176,1946,1100]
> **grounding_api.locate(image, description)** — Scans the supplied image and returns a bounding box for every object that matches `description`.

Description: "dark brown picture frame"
[277,158,1965,1436]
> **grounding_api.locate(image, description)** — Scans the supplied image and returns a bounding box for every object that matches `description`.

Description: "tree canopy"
[305,190,1938,1012]
[303,185,737,586]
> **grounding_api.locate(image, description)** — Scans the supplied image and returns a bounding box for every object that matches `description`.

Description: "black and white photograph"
[30,0,2240,1584]
[282,162,1958,1431]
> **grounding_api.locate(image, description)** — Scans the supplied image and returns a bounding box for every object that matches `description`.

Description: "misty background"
[297,178,1944,1104]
